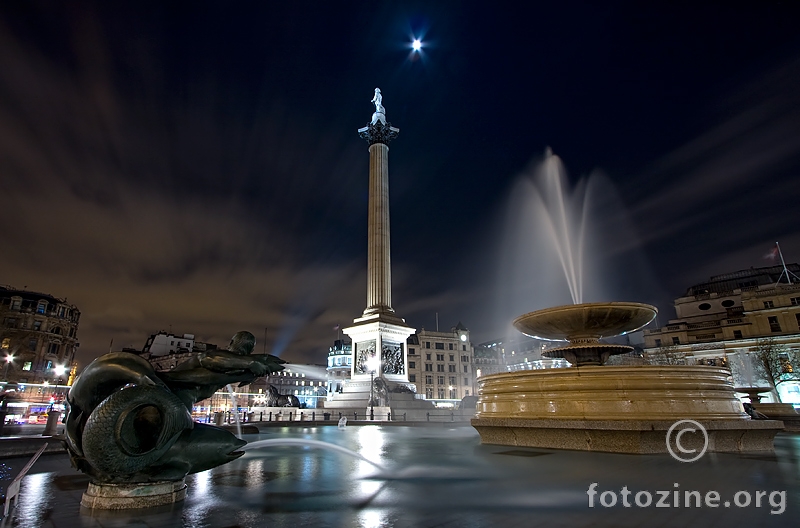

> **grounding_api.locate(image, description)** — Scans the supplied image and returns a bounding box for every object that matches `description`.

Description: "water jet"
[472,152,783,454]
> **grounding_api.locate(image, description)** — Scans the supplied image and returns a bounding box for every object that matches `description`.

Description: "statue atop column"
[359,87,399,145]
[371,88,386,125]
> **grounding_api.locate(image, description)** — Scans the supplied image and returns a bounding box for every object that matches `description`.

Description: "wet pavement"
[1,425,798,527]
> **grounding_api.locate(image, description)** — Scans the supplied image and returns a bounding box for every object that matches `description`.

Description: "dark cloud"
[1,2,800,365]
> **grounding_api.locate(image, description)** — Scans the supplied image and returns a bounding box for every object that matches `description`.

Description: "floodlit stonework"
[0,285,79,383]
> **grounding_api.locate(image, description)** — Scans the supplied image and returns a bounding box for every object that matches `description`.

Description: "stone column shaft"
[366,143,392,314]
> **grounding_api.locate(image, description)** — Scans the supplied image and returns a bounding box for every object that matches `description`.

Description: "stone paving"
[1,425,798,527]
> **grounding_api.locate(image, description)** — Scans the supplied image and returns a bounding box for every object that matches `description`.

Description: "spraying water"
[495,147,661,332]
[535,148,590,305]
[243,438,387,473]
[226,384,242,438]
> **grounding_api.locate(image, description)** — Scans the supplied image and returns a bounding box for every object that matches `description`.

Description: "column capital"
[358,121,400,146]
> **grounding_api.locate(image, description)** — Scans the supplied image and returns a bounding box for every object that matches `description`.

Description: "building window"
[409,374,416,382]
[425,364,432,372]
[435,342,444,350]
[464,377,469,385]
[409,361,416,369]
[438,388,445,399]
[462,345,467,351]
[768,316,781,333]
[764,301,774,309]
[450,388,457,399]
[463,365,468,373]
[655,339,662,347]
[22,361,32,371]
[796,313,800,329]
[10,299,21,310]
[28,339,37,351]
[437,364,444,372]
[672,337,680,345]
[461,355,469,362]
[409,347,416,354]
[436,354,444,361]
[46,360,53,369]
[34,321,42,331]
[425,388,433,399]
[449,365,456,372]
[3,318,17,328]
[0,338,9,350]
[37,301,47,314]
[425,342,430,349]
[449,376,456,385]
[791,297,800,306]
[449,354,454,361]
[437,375,445,384]
[426,353,431,360]
[425,375,432,384]
[465,390,469,396]
[48,343,60,355]
[733,330,743,339]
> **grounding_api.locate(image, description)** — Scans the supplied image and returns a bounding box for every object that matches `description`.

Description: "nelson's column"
[328,89,419,416]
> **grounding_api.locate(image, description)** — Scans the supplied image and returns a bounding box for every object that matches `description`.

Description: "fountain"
[471,151,783,453]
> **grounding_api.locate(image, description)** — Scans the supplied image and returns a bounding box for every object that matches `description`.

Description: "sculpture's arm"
[198,351,268,375]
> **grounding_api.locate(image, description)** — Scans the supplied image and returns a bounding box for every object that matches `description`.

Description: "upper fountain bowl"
[513,302,657,343]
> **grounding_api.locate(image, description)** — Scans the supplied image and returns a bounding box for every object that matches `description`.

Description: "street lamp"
[52,365,67,407]
[3,355,13,381]
[366,355,380,421]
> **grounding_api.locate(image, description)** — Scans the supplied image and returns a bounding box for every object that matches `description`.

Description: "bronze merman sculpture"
[64,331,285,493]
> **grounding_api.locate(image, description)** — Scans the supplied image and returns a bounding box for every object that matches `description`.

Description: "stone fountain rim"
[476,364,734,379]
[513,301,658,341]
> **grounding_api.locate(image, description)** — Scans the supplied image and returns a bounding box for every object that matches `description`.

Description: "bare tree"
[644,343,688,365]
[753,338,800,390]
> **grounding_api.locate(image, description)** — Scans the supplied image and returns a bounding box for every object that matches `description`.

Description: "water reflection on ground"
[5,425,800,527]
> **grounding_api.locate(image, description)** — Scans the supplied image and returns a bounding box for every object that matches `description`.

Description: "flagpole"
[775,242,799,285]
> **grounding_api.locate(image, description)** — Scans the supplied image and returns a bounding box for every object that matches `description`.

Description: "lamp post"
[3,354,13,381]
[366,355,380,421]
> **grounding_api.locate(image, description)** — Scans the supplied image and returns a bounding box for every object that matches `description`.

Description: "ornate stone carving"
[355,340,376,374]
[381,341,404,374]
[358,120,400,146]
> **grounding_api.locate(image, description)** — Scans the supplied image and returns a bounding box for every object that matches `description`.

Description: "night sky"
[2,1,799,366]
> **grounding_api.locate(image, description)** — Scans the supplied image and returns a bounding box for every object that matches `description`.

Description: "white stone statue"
[371,88,386,125]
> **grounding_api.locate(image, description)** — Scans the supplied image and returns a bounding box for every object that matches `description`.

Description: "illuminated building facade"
[406,323,476,406]
[0,285,79,384]
[643,264,800,404]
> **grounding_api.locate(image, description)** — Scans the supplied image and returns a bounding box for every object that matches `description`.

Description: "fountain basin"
[471,365,783,453]
[514,302,657,366]
[513,302,657,342]
[475,365,748,420]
